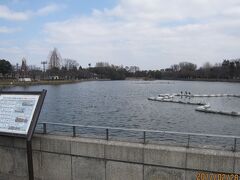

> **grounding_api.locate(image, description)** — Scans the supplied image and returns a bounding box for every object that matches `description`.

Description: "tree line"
[0,58,240,81]
[161,59,240,80]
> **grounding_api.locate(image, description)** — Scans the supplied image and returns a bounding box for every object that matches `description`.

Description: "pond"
[6,80,240,149]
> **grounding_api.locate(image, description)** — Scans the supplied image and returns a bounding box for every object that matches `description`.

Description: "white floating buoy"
[149,92,240,116]
[203,104,211,109]
[156,97,163,100]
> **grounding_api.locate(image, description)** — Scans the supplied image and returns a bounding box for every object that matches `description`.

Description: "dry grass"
[0,79,91,88]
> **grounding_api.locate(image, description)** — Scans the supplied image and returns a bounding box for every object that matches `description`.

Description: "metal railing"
[37,122,240,152]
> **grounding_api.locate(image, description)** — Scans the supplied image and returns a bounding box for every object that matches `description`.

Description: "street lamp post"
[41,61,47,80]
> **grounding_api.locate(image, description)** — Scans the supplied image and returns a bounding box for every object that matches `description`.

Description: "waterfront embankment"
[0,134,239,180]
[0,79,96,89]
[1,78,240,89]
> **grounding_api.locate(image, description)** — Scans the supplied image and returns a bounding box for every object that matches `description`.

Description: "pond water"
[6,80,240,149]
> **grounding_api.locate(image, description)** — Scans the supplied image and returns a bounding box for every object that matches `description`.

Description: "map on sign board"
[0,94,39,135]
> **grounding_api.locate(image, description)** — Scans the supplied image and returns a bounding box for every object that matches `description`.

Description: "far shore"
[161,78,240,83]
[126,77,240,83]
[1,77,240,89]
[0,79,97,89]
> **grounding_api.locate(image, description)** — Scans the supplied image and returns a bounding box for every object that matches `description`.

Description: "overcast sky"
[1,0,240,70]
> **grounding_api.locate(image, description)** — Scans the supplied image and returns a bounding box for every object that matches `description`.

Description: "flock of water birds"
[148,92,240,116]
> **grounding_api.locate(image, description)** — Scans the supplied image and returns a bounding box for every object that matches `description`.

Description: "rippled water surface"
[5,81,240,150]
[6,80,240,148]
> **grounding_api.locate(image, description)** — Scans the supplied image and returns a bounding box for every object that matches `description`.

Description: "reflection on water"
[7,80,240,149]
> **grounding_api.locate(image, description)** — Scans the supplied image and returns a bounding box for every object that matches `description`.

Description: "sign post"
[0,90,47,180]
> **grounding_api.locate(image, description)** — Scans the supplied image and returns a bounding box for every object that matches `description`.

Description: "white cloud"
[6,0,240,69]
[94,0,240,22]
[0,41,52,66]
[0,46,23,54]
[44,0,240,69]
[0,5,29,21]
[0,26,21,33]
[0,4,63,21]
[35,4,65,16]
[222,6,240,17]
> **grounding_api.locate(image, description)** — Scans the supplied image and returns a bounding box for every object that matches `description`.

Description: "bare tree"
[171,64,180,72]
[95,62,110,67]
[48,48,62,69]
[64,58,79,70]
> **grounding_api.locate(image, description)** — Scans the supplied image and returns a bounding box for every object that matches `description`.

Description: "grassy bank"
[1,78,239,89]
[0,79,93,89]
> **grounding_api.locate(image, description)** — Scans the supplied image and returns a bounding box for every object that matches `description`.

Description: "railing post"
[143,131,146,144]
[233,138,237,152]
[187,135,190,148]
[38,123,239,152]
[106,129,109,140]
[72,126,76,137]
[43,123,47,134]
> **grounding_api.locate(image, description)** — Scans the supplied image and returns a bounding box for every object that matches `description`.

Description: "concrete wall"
[0,134,239,180]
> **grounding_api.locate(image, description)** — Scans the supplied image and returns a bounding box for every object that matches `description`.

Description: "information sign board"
[0,94,39,135]
[0,90,47,180]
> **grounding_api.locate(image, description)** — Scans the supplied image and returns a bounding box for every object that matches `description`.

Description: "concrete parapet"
[0,136,14,147]
[235,152,240,174]
[41,152,71,180]
[0,147,15,175]
[144,144,186,168]
[144,166,185,180]
[72,156,105,180]
[14,136,41,150]
[105,141,143,163]
[106,161,143,180]
[71,137,105,158]
[186,148,235,173]
[41,135,71,154]
[0,134,239,180]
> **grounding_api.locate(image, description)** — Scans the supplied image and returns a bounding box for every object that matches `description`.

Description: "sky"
[1,0,240,70]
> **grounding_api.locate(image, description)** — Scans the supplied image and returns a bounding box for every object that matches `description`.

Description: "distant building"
[18,78,31,82]
[165,68,173,72]
[20,57,28,78]
[48,76,60,80]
